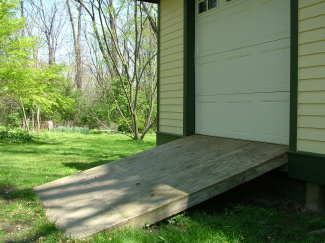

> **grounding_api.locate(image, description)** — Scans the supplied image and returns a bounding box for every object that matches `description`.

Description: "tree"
[66,0,83,89]
[76,0,158,140]
[26,0,65,65]
[0,0,75,131]
[0,0,34,129]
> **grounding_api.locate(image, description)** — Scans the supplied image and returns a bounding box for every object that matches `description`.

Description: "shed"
[35,0,325,237]
[145,0,325,206]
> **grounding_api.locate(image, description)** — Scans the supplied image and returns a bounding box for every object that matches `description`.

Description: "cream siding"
[297,0,325,154]
[159,0,184,135]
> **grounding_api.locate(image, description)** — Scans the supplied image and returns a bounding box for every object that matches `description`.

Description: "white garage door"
[195,0,290,145]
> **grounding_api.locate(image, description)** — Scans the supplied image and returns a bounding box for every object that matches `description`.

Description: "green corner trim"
[156,132,182,145]
[289,0,299,152]
[183,0,196,136]
[157,3,161,133]
[289,151,325,186]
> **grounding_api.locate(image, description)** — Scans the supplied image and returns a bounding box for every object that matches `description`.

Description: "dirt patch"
[0,221,16,235]
[0,220,32,242]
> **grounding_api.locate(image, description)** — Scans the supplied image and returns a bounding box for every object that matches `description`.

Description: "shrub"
[0,128,33,143]
[4,112,21,128]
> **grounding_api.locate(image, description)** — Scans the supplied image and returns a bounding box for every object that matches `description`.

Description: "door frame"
[183,0,299,152]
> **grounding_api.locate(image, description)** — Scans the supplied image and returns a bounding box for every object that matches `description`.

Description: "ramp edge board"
[34,135,288,239]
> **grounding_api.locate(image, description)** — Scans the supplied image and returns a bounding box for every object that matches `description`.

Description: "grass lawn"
[0,132,324,242]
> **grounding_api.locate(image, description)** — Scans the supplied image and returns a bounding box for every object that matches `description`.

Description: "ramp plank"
[34,135,287,238]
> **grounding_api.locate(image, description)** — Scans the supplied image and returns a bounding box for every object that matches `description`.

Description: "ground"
[0,132,324,242]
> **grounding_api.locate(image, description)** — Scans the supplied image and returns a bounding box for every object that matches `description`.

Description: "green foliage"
[0,0,156,138]
[53,126,90,134]
[3,111,21,128]
[2,62,76,121]
[76,98,112,129]
[83,1,157,140]
[107,77,157,134]
[0,0,35,89]
[0,0,77,129]
[0,127,33,143]
[0,0,34,65]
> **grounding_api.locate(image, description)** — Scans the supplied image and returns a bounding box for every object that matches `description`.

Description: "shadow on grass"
[150,172,325,243]
[29,139,63,145]
[0,184,36,201]
[0,139,62,146]
[0,184,63,242]
[6,224,61,243]
[63,160,115,171]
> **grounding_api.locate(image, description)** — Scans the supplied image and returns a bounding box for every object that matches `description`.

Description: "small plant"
[167,213,186,225]
[0,128,33,143]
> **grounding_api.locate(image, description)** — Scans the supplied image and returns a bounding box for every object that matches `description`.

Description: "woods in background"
[0,0,158,140]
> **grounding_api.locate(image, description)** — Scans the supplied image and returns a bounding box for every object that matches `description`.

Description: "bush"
[0,128,33,143]
[4,112,21,128]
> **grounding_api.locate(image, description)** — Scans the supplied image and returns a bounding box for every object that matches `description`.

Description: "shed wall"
[159,0,184,135]
[297,0,325,154]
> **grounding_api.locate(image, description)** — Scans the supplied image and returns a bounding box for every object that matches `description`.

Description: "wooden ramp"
[34,135,288,238]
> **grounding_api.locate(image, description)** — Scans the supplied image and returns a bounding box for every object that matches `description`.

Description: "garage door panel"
[196,92,290,144]
[195,0,290,144]
[196,0,290,57]
[196,39,290,95]
[196,92,289,104]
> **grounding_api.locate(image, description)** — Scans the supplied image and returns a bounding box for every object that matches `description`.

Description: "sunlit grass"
[0,132,324,242]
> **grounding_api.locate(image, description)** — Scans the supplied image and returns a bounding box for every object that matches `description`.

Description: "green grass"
[0,132,324,242]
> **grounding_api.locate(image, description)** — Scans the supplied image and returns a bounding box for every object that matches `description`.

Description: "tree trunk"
[20,99,29,132]
[48,46,55,65]
[37,107,41,131]
[31,109,35,131]
[66,0,83,89]
[75,44,82,89]
[78,0,158,141]
[20,0,25,36]
[75,1,82,89]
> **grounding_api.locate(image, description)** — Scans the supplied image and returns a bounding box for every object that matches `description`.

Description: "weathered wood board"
[34,135,287,238]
